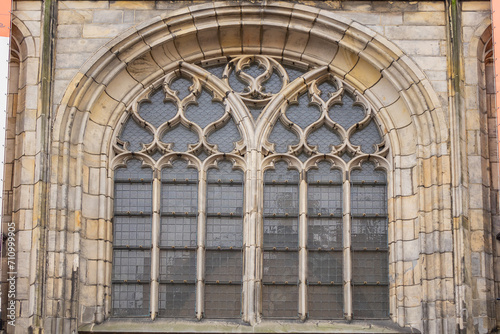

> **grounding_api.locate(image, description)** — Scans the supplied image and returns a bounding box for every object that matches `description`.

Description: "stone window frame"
[108,56,392,322]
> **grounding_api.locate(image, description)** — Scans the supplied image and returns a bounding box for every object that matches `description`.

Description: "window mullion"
[196,169,207,320]
[343,171,352,320]
[299,173,308,321]
[150,171,161,320]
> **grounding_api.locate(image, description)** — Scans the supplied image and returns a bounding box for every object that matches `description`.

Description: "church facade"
[2,1,499,333]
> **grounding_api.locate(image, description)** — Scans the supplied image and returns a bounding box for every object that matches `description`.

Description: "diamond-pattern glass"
[119,116,153,152]
[284,65,306,82]
[204,284,241,319]
[248,105,263,120]
[169,77,192,100]
[114,216,151,247]
[112,284,150,317]
[262,285,298,318]
[160,217,197,247]
[307,125,342,153]
[228,70,247,93]
[350,162,386,183]
[139,89,177,128]
[158,284,196,318]
[205,64,226,78]
[352,285,389,319]
[329,93,365,130]
[268,120,299,153]
[308,252,342,282]
[112,250,151,281]
[205,250,242,282]
[161,159,198,182]
[286,93,321,129]
[159,250,196,281]
[308,285,343,319]
[207,117,241,153]
[317,80,337,101]
[307,162,342,183]
[350,120,383,154]
[161,124,199,152]
[185,88,225,128]
[263,72,283,94]
[114,160,153,181]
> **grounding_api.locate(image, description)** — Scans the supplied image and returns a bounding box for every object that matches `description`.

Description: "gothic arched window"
[111,56,390,321]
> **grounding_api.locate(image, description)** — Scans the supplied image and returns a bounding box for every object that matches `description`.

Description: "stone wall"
[3,1,496,333]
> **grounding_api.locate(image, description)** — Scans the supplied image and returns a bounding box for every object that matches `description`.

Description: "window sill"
[78,319,420,333]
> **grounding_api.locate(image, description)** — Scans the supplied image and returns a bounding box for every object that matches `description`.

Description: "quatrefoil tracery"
[113,55,388,165]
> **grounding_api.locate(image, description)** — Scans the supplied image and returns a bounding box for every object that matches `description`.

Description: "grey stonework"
[1,1,498,333]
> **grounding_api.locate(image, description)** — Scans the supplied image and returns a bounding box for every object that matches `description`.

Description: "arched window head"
[111,55,389,323]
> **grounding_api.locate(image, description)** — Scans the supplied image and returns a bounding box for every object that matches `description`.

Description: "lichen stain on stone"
[75,210,81,228]
[297,0,341,9]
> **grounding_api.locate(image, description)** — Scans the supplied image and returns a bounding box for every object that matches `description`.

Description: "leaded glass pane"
[159,284,196,318]
[112,284,150,317]
[352,285,389,319]
[308,218,342,249]
[114,160,153,181]
[350,162,386,183]
[263,218,298,248]
[307,125,342,153]
[114,183,152,214]
[161,124,199,152]
[228,69,247,93]
[352,251,388,283]
[329,93,365,130]
[205,250,242,282]
[268,120,299,153]
[351,185,386,215]
[317,80,338,101]
[262,252,298,282]
[169,76,192,100]
[308,252,342,282]
[185,88,225,128]
[205,64,226,78]
[307,162,342,183]
[262,285,298,318]
[112,250,151,281]
[205,284,241,319]
[263,72,283,94]
[283,65,306,82]
[264,162,299,183]
[160,217,197,247]
[286,93,321,129]
[308,285,343,319]
[159,250,196,281]
[208,117,241,153]
[139,88,177,128]
[162,160,198,182]
[350,120,383,154]
[352,217,387,249]
[119,116,153,152]
[114,216,151,247]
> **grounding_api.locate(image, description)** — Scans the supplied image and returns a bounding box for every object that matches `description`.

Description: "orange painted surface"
[0,0,11,37]
[493,1,500,170]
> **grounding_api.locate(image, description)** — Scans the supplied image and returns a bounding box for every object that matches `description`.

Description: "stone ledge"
[78,319,421,333]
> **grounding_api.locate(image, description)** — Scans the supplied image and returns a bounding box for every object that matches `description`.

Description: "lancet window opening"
[110,55,390,321]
